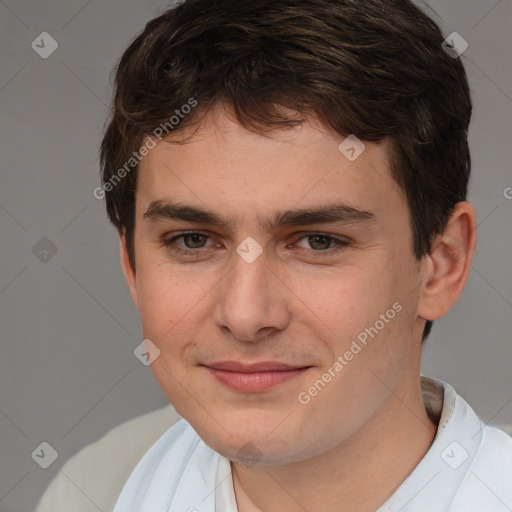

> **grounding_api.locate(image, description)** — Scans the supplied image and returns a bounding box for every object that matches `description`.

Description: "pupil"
[187,234,205,248]
[311,235,330,250]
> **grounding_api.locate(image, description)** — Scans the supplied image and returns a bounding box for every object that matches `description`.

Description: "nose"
[213,242,291,343]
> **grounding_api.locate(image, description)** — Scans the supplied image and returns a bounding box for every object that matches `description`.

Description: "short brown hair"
[99,0,472,342]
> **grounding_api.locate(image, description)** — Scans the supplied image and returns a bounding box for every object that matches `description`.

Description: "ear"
[119,232,140,311]
[417,201,477,322]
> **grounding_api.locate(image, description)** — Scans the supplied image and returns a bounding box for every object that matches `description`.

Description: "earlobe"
[417,202,477,322]
[119,233,140,310]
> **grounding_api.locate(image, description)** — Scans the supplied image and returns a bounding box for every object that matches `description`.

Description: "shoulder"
[475,424,512,477]
[450,424,512,511]
[35,404,181,512]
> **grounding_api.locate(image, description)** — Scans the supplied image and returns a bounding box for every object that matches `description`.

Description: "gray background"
[0,1,511,511]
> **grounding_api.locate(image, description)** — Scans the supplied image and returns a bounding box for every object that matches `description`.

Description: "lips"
[204,360,311,392]
[207,360,304,372]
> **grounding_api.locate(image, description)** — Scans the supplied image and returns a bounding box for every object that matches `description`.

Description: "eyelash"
[161,231,350,258]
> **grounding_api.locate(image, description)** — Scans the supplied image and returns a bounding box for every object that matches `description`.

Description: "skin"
[120,104,477,511]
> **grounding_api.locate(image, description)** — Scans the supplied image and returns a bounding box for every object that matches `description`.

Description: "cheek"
[292,262,394,334]
[135,261,190,342]
[321,267,413,365]
[134,258,222,360]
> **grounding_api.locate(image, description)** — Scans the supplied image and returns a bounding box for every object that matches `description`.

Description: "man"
[36,0,512,511]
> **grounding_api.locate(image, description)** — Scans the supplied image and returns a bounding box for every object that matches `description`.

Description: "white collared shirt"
[111,376,512,512]
[36,376,512,512]
[213,377,512,510]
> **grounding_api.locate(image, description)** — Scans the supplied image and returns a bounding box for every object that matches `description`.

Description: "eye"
[293,233,350,256]
[161,231,219,256]
[174,232,208,249]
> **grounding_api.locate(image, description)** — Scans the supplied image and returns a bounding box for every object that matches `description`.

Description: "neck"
[231,375,439,512]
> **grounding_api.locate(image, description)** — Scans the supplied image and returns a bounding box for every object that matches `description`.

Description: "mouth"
[203,360,312,392]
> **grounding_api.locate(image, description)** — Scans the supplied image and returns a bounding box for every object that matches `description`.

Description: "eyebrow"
[142,200,378,231]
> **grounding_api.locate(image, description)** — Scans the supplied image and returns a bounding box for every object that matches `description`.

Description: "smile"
[204,361,312,392]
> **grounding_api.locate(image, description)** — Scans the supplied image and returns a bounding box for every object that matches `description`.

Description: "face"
[121,105,429,465]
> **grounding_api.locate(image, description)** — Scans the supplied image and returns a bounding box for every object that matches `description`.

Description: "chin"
[190,415,318,467]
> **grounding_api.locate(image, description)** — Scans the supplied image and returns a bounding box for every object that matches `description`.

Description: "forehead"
[136,107,405,229]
